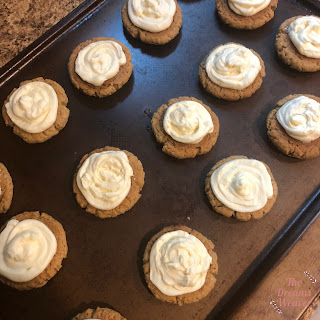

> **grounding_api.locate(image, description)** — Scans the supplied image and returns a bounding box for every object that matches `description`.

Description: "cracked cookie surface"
[0,163,13,214]
[72,307,126,320]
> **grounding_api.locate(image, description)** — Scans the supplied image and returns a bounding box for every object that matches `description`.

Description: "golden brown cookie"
[2,77,69,143]
[0,211,68,290]
[143,225,218,305]
[73,146,145,218]
[275,16,320,72]
[199,44,266,101]
[121,0,182,45]
[216,0,278,29]
[0,163,13,214]
[151,96,220,159]
[205,156,278,221]
[72,307,127,320]
[68,37,133,97]
[267,94,320,159]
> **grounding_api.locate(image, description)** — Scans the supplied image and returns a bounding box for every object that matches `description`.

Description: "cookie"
[267,94,320,159]
[0,163,13,213]
[205,156,278,221]
[72,307,127,320]
[2,77,69,143]
[73,146,145,218]
[216,0,278,30]
[199,43,266,101]
[143,225,218,305]
[121,0,182,45]
[68,37,133,97]
[151,97,220,159]
[0,211,68,290]
[275,16,320,72]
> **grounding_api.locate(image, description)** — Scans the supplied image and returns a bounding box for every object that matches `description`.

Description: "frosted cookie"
[121,0,182,45]
[2,78,69,143]
[0,163,13,213]
[143,225,218,305]
[0,211,68,290]
[275,16,320,72]
[267,94,320,159]
[72,307,127,320]
[205,156,278,221]
[216,0,278,30]
[68,37,133,97]
[151,97,220,159]
[73,146,145,218]
[199,43,265,101]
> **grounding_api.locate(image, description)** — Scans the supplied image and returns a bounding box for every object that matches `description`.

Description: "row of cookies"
[121,0,277,39]
[0,144,279,223]
[0,211,218,306]
[122,0,318,73]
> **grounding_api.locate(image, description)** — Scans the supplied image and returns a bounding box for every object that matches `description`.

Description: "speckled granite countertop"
[1,1,320,319]
[0,0,85,68]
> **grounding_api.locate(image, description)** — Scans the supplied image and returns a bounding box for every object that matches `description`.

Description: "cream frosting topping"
[0,219,57,282]
[163,100,214,144]
[205,43,261,90]
[228,0,271,16]
[150,230,212,296]
[75,41,126,86]
[210,159,273,212]
[128,0,176,32]
[5,81,58,134]
[276,96,320,143]
[76,150,133,210]
[288,16,320,59]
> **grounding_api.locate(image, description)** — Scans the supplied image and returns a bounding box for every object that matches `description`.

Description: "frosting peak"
[128,0,176,32]
[5,81,58,133]
[76,150,133,210]
[276,96,320,143]
[150,230,212,296]
[228,0,271,16]
[75,40,126,86]
[205,43,261,90]
[210,158,273,212]
[289,16,320,59]
[0,219,57,282]
[163,100,214,144]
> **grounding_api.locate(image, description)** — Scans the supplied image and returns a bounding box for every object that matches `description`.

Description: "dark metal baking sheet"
[0,0,320,319]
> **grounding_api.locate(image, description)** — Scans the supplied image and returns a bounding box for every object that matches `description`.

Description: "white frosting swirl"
[0,219,57,282]
[276,96,320,143]
[228,0,271,16]
[75,41,126,86]
[210,159,273,212]
[5,81,58,133]
[128,0,176,32]
[76,150,133,210]
[163,100,214,144]
[150,230,212,296]
[289,16,320,59]
[205,43,261,90]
